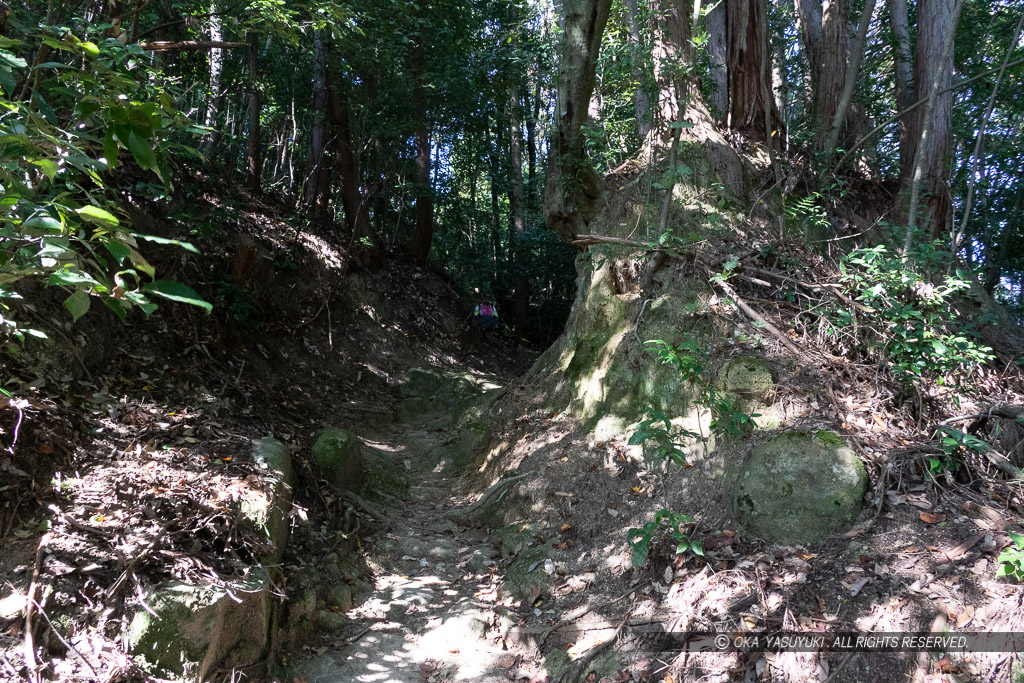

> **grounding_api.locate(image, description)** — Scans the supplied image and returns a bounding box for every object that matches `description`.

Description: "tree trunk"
[888,0,914,167]
[301,32,330,218]
[624,0,653,140]
[705,1,729,118]
[329,77,374,243]
[901,0,959,241]
[509,81,529,325]
[244,32,261,192]
[822,0,876,158]
[543,0,614,243]
[407,44,434,266]
[203,7,223,133]
[724,0,778,141]
[811,0,847,150]
[527,75,540,208]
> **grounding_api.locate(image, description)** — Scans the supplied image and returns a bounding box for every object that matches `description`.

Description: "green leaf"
[1008,531,1024,548]
[23,215,63,234]
[0,50,26,69]
[133,233,199,254]
[102,238,131,264]
[127,131,160,175]
[49,269,99,287]
[64,290,91,322]
[31,158,60,181]
[77,205,120,229]
[141,280,212,313]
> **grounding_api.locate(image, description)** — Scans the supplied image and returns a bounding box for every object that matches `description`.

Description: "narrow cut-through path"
[288,375,542,683]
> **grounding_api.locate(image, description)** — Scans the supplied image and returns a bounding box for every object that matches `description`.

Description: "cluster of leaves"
[629,337,759,466]
[827,243,995,385]
[0,31,209,354]
[627,337,758,569]
[627,509,702,568]
[927,425,990,476]
[997,531,1024,582]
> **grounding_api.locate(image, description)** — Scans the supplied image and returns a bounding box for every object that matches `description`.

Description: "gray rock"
[312,428,364,489]
[733,430,868,544]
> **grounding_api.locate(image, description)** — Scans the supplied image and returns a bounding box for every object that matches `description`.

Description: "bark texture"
[543,0,614,243]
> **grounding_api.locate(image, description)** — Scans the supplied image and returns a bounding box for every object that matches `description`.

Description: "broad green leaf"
[102,238,131,264]
[133,233,199,254]
[23,215,63,234]
[31,159,60,181]
[128,131,159,174]
[0,51,26,69]
[49,269,98,287]
[64,290,91,322]
[77,205,119,229]
[141,280,212,313]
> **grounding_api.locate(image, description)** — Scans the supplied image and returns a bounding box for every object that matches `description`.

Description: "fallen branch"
[23,532,51,683]
[539,580,650,647]
[443,472,531,521]
[712,278,808,360]
[338,490,390,527]
[139,40,245,51]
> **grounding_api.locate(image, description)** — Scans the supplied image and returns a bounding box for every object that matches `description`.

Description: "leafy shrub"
[827,244,994,384]
[997,532,1024,582]
[0,32,208,355]
[627,509,703,568]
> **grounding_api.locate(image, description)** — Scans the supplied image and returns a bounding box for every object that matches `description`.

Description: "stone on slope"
[732,430,867,544]
[313,427,365,488]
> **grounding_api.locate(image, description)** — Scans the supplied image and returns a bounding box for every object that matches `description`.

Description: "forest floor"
[2,182,1024,683]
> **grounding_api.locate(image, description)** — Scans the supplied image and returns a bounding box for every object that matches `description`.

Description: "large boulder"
[313,428,364,488]
[733,431,868,544]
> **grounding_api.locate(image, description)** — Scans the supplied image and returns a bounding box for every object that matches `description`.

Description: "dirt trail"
[288,386,539,683]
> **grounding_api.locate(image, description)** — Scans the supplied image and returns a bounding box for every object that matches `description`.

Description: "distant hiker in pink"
[474,295,498,332]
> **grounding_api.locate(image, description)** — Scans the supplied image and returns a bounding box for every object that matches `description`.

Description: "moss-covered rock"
[717,356,776,403]
[400,367,448,396]
[313,428,364,489]
[128,571,271,680]
[732,431,868,544]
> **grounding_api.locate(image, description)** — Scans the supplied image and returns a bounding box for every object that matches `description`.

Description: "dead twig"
[23,532,51,683]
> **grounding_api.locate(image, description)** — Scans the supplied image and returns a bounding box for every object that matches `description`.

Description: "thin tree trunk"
[328,76,374,243]
[822,0,877,158]
[509,80,529,324]
[203,7,223,133]
[244,31,261,192]
[407,43,434,266]
[624,0,653,140]
[888,0,914,168]
[301,32,330,218]
[527,74,540,208]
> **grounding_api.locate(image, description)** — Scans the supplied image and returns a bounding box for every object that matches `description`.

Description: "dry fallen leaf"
[920,511,946,524]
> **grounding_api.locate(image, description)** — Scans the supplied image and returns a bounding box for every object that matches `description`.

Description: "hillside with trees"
[1,0,1024,681]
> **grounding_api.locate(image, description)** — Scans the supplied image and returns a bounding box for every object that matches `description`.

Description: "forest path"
[288,381,536,683]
